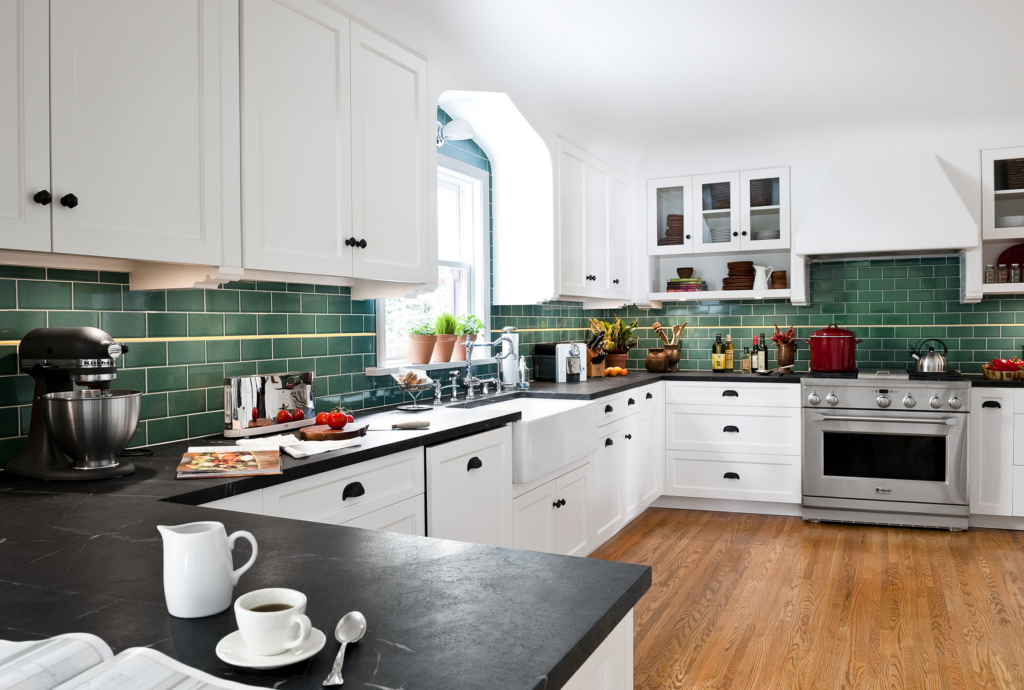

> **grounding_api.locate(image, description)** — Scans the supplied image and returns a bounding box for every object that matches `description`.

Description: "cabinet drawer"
[666,404,801,456]
[202,490,264,515]
[666,452,801,503]
[596,391,644,426]
[263,448,424,525]
[666,382,800,408]
[636,382,662,409]
[340,494,425,536]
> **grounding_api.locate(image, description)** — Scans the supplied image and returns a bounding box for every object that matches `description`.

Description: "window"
[376,157,490,367]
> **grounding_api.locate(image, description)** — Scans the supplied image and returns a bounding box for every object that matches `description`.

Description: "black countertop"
[0,403,651,690]
[965,373,1024,387]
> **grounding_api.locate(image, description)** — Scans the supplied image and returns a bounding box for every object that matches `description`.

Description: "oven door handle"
[813,413,958,426]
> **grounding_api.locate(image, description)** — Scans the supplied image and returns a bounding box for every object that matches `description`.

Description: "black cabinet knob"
[685,234,691,239]
[733,231,738,236]
[741,231,747,236]
[60,193,78,208]
[342,481,365,500]
[559,499,566,507]
[345,237,355,247]
[358,239,367,249]
[724,472,740,480]
[467,456,482,471]
[33,190,52,205]
[723,425,740,433]
[613,279,619,284]
[553,500,560,508]
[625,434,632,440]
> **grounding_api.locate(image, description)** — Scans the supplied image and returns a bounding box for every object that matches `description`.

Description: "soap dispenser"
[516,355,530,390]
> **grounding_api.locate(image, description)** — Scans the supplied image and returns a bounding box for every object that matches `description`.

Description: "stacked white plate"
[705,216,731,243]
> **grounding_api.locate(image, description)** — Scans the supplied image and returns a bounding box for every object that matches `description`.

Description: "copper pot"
[804,324,861,372]
[645,348,669,373]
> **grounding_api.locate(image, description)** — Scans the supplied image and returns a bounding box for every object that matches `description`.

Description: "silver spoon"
[323,611,366,686]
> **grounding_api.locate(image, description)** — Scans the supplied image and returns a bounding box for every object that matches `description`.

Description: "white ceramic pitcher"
[752,265,773,291]
[158,521,258,618]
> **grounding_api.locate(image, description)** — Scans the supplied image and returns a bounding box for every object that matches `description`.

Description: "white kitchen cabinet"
[512,462,591,557]
[593,422,625,547]
[426,426,511,547]
[666,403,801,456]
[350,24,430,284]
[740,167,790,251]
[0,0,50,251]
[636,397,663,508]
[512,479,558,553]
[203,489,265,515]
[647,176,693,256]
[562,609,632,690]
[666,381,800,408]
[970,387,1015,516]
[692,171,740,254]
[982,147,1024,241]
[340,494,425,536]
[240,0,352,276]
[621,415,641,520]
[49,0,240,266]
[666,451,801,503]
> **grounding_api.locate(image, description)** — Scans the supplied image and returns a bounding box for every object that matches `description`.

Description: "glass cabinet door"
[740,167,790,251]
[647,176,692,256]
[983,148,1024,241]
[692,172,740,254]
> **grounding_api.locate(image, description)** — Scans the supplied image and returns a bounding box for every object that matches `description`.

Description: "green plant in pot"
[407,322,436,365]
[431,312,459,363]
[453,314,484,362]
[590,316,639,370]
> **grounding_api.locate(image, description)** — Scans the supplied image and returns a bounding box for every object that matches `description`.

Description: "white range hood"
[794,151,978,257]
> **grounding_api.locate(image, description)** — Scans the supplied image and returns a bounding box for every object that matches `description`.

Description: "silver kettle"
[910,339,948,372]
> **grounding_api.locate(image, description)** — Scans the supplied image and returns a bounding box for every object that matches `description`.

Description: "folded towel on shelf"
[283,439,362,459]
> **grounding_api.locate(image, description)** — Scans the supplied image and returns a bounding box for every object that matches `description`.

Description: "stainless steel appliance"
[910,339,950,372]
[4,327,139,480]
[802,370,970,531]
[223,372,315,437]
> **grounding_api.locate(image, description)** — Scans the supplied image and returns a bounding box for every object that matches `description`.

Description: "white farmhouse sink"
[483,398,599,483]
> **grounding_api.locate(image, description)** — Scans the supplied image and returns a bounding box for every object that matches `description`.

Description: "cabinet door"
[637,402,662,509]
[0,0,50,251]
[426,426,510,547]
[341,494,425,537]
[970,387,1014,516]
[512,479,557,554]
[350,24,429,283]
[50,0,239,265]
[621,415,641,520]
[982,146,1024,241]
[592,423,624,547]
[554,464,591,557]
[240,0,353,276]
[740,167,790,251]
[559,139,589,294]
[606,172,631,296]
[585,161,609,291]
[692,171,740,254]
[647,176,693,256]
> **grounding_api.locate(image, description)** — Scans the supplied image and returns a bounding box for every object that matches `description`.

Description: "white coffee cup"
[234,588,312,656]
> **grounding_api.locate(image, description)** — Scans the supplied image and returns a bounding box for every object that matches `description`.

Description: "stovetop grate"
[804,369,859,379]
[906,369,964,382]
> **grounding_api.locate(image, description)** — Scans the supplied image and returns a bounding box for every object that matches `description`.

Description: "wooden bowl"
[676,267,694,279]
[981,365,1024,381]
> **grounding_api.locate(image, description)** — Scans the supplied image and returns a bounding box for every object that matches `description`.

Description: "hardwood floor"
[589,508,1024,690]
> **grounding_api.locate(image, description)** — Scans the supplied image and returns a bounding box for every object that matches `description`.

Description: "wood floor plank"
[591,508,1024,690]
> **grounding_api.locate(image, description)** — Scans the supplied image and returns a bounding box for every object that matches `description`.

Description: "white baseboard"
[650,495,803,517]
[968,513,1024,531]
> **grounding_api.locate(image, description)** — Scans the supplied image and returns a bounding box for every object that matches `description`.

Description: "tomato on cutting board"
[276,407,292,424]
[315,412,330,425]
[326,410,347,430]
[291,409,305,421]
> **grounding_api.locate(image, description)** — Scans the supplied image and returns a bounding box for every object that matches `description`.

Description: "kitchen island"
[0,403,650,690]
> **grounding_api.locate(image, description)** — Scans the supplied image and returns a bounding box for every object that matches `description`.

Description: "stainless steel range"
[802,370,970,531]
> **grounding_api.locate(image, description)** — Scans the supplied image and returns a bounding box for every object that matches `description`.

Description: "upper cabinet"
[692,171,740,254]
[557,138,632,300]
[740,167,790,252]
[982,147,1024,241]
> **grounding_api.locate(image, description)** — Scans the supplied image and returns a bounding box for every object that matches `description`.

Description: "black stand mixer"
[4,327,140,481]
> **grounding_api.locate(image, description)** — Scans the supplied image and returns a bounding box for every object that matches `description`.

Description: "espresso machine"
[4,327,140,480]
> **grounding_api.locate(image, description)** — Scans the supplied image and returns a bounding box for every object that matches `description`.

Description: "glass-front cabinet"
[693,171,740,254]
[647,175,693,256]
[740,167,790,251]
[982,147,1024,241]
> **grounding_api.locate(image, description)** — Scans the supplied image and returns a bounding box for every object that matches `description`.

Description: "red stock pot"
[805,324,862,372]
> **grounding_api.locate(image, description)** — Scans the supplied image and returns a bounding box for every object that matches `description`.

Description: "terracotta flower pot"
[776,342,796,368]
[606,353,628,370]
[451,333,478,361]
[408,335,437,365]
[431,334,458,363]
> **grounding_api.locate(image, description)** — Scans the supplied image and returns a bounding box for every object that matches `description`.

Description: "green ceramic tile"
[124,422,146,449]
[933,265,959,277]
[258,359,288,374]
[328,295,351,314]
[225,313,257,336]
[302,337,328,357]
[189,411,223,437]
[273,338,301,358]
[188,363,223,389]
[241,339,273,361]
[316,315,341,334]
[288,358,315,373]
[73,283,121,311]
[0,346,17,375]
[353,300,374,315]
[189,313,223,337]
[124,341,166,368]
[206,387,224,411]
[109,368,145,392]
[257,281,288,292]
[301,293,328,314]
[148,313,187,338]
[101,312,146,338]
[48,268,97,282]
[272,292,301,313]
[0,407,18,438]
[99,271,130,284]
[207,339,240,363]
[48,311,98,328]
[140,393,167,421]
[288,314,315,334]
[287,283,316,293]
[147,366,188,393]
[315,285,340,294]
[18,281,71,309]
[329,375,351,395]
[340,315,363,333]
[148,416,188,444]
[341,354,363,374]
[168,341,206,365]
[328,336,351,355]
[224,361,257,378]
[0,311,46,339]
[315,356,340,376]
[240,291,272,313]
[122,288,166,312]
[0,279,13,309]
[166,289,205,312]
[206,289,239,313]
[0,265,44,279]
[258,314,287,335]
[169,388,206,416]
[223,281,256,291]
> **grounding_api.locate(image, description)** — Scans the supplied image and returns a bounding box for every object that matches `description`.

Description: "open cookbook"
[0,633,263,689]
[176,446,281,479]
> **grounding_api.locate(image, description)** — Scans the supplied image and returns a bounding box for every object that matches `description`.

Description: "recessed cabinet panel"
[666,403,801,456]
[607,175,631,295]
[740,167,790,251]
[559,143,589,294]
[555,464,591,557]
[593,423,624,546]
[970,387,1014,516]
[585,164,609,290]
[512,480,557,554]
[50,0,236,265]
[341,494,425,537]
[0,0,50,251]
[241,0,352,275]
[648,176,692,256]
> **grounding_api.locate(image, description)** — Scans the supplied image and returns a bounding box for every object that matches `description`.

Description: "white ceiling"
[328,0,1024,173]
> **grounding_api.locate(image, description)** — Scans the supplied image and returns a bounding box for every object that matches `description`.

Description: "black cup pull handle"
[724,472,740,480]
[33,190,52,205]
[604,405,613,413]
[723,425,739,433]
[628,398,635,406]
[60,193,78,208]
[605,438,614,447]
[646,392,653,400]
[982,401,1001,409]
[467,456,482,471]
[341,481,365,501]
[722,390,738,397]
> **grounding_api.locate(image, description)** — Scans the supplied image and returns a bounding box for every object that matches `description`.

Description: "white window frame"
[369,155,492,374]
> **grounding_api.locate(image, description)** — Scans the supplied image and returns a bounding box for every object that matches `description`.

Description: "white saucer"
[216,628,326,669]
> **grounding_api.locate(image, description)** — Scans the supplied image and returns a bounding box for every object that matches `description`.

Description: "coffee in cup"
[234,588,311,656]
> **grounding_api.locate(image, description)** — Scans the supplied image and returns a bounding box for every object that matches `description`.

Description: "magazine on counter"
[0,633,262,689]
[176,445,281,479]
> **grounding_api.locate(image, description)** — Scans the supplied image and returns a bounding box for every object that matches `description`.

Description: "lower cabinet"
[512,463,592,557]
[970,387,1015,516]
[340,494,425,536]
[636,402,663,508]
[563,609,633,690]
[426,426,512,547]
[593,421,626,547]
[666,451,801,503]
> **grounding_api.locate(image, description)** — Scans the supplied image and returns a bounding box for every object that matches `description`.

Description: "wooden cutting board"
[299,424,368,441]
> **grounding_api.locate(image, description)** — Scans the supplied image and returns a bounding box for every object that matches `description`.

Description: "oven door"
[802,408,968,506]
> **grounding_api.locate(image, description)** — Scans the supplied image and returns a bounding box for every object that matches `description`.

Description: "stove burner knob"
[948,396,963,410]
[903,395,916,408]
[807,392,821,405]
[825,393,839,406]
[929,396,943,409]
[876,395,891,408]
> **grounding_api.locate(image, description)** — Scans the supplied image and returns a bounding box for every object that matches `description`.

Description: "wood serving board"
[299,424,369,441]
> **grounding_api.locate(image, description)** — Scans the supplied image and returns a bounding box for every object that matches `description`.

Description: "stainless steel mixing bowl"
[41,390,142,470]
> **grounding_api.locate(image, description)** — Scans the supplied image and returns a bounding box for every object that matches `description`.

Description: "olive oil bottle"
[725,334,734,371]
[712,334,726,372]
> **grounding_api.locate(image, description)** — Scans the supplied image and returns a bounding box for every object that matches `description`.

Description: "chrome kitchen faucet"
[462,336,517,398]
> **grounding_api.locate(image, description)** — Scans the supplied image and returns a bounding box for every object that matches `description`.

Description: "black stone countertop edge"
[965,373,1024,387]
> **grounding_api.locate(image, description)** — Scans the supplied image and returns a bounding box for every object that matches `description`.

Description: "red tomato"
[327,411,347,430]
[291,409,305,422]
[276,407,292,424]
[345,414,355,424]
[315,412,329,425]
[251,407,258,421]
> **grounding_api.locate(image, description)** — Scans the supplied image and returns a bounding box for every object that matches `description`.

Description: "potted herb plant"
[453,314,484,361]
[431,312,459,362]
[408,322,436,365]
[771,323,797,368]
[590,316,639,370]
